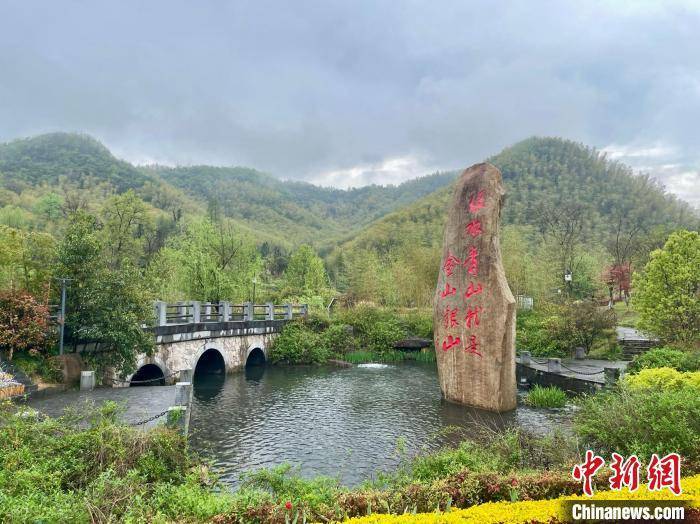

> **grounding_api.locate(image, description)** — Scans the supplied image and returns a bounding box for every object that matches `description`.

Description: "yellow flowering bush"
[625,367,700,392]
[344,474,700,523]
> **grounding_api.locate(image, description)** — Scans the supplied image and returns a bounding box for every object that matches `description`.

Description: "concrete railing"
[153,301,308,326]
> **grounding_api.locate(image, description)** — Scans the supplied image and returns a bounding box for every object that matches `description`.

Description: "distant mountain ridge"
[332,136,699,259]
[0,133,696,255]
[0,132,458,246]
[147,164,457,245]
[0,133,149,193]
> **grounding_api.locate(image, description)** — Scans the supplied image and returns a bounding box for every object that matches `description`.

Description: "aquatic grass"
[344,351,435,364]
[524,385,567,408]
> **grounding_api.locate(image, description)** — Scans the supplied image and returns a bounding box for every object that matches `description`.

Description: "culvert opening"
[130,364,165,386]
[195,348,226,377]
[246,347,266,367]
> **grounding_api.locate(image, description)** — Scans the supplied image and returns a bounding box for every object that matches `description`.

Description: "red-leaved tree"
[0,290,51,361]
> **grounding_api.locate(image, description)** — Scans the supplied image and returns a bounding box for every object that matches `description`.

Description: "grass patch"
[344,350,435,364]
[524,385,567,408]
[612,301,639,328]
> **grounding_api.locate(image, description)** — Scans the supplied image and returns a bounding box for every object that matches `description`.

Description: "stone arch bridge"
[116,301,307,386]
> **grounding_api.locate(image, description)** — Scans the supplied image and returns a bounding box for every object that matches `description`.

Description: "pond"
[189,361,572,487]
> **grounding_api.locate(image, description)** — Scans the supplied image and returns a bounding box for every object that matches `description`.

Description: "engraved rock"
[433,163,516,412]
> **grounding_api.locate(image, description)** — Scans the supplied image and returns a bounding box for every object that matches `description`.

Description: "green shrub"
[303,311,332,332]
[337,305,407,354]
[516,309,567,357]
[322,323,355,356]
[398,310,433,339]
[628,346,700,373]
[624,367,700,392]
[517,303,617,358]
[0,401,226,523]
[12,353,64,383]
[269,322,329,364]
[524,385,567,408]
[241,464,341,515]
[574,387,700,464]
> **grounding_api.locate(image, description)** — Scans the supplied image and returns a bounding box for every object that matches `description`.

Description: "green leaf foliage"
[632,230,700,346]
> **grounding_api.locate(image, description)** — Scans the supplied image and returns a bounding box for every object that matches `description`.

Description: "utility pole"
[55,278,72,356]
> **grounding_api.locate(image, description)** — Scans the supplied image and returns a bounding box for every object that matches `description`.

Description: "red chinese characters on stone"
[464,282,483,300]
[464,306,482,329]
[442,306,459,329]
[441,335,461,351]
[468,190,485,214]
[465,246,478,276]
[572,450,606,497]
[443,252,462,277]
[647,453,682,495]
[440,282,456,298]
[465,335,482,357]
[609,453,641,492]
[465,219,482,238]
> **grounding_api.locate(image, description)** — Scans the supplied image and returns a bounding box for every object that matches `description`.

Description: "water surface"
[189,362,570,487]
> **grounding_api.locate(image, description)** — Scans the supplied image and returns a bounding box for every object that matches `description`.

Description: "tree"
[55,212,154,374]
[0,290,51,361]
[101,190,153,268]
[632,230,700,346]
[536,200,585,291]
[149,218,261,303]
[281,245,330,298]
[558,300,616,354]
[0,226,55,294]
[34,192,63,222]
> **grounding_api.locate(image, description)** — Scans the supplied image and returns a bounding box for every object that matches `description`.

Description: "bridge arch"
[245,344,266,367]
[194,345,226,377]
[127,356,169,386]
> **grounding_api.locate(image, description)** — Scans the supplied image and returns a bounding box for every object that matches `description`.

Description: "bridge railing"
[153,301,308,326]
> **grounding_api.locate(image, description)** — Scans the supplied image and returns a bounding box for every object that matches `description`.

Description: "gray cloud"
[0,1,699,205]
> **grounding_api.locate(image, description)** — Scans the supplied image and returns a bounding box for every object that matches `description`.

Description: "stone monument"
[433,163,516,412]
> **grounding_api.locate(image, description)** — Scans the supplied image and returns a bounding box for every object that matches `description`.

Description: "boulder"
[433,163,516,412]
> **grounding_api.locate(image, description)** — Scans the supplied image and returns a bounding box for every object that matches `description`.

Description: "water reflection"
[193,372,225,402]
[188,362,570,488]
[244,364,265,382]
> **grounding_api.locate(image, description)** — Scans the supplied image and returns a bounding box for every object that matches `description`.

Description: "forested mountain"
[327,137,699,305]
[148,165,456,245]
[0,132,697,308]
[0,133,456,247]
[334,137,698,255]
[0,133,149,193]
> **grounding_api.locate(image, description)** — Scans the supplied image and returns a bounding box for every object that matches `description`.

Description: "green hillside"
[0,132,697,309]
[0,133,149,193]
[150,165,457,245]
[327,137,699,305]
[334,137,698,255]
[0,133,457,248]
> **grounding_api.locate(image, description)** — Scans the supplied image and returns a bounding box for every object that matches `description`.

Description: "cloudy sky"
[1,1,699,206]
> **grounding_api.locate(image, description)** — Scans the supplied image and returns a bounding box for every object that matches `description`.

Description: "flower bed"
[344,474,700,523]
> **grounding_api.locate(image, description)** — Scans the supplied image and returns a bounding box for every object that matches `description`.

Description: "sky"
[0,1,699,207]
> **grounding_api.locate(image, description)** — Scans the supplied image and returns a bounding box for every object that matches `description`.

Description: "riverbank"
[267,306,433,366]
[3,358,699,523]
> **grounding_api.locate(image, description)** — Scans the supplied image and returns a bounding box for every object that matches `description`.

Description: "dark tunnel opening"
[130,364,165,386]
[194,348,226,377]
[245,347,266,367]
